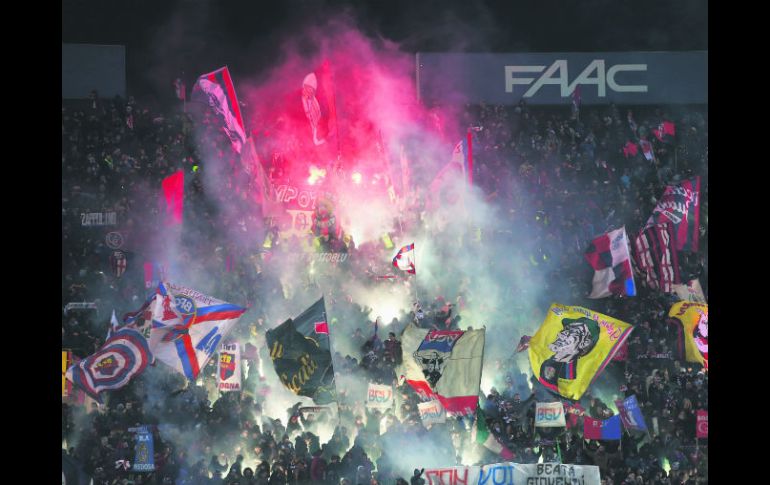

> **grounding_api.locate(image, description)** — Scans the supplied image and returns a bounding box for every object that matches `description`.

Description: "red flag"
[161,170,184,225]
[623,141,638,158]
[652,121,676,143]
[564,402,585,429]
[696,410,708,438]
[314,321,329,335]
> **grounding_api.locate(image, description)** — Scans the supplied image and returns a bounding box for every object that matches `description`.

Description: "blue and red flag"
[149,282,247,380]
[143,261,166,297]
[65,328,152,402]
[583,415,622,440]
[392,243,416,274]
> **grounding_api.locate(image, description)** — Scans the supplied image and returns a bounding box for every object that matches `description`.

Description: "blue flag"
[602,415,622,439]
[615,395,648,432]
[130,425,155,472]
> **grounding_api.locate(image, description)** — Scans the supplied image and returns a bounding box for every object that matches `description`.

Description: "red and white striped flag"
[633,222,681,293]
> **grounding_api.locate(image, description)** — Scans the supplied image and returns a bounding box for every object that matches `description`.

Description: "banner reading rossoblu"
[423,462,600,485]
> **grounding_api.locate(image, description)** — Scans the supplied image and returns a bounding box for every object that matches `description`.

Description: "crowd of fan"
[62,91,707,485]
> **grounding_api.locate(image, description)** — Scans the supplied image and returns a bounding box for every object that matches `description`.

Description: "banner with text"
[81,211,118,226]
[366,383,394,410]
[130,425,155,472]
[418,400,447,426]
[535,401,566,427]
[218,343,242,392]
[423,462,600,485]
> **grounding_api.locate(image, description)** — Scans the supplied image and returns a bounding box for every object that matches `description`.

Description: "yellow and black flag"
[529,303,634,401]
[668,302,708,370]
[265,298,336,404]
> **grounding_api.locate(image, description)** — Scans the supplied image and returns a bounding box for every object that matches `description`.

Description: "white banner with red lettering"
[423,462,600,485]
[366,383,394,409]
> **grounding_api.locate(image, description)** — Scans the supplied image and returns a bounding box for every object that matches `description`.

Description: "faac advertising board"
[417,51,707,106]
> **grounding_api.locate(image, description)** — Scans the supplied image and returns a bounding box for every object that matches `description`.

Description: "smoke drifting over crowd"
[125,15,553,471]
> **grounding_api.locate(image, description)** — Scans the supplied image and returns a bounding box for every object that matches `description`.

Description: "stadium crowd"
[62,90,708,485]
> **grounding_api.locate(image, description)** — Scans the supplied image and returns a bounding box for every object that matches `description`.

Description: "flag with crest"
[149,282,247,380]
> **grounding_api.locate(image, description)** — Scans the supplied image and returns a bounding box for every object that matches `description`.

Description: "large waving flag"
[646,176,701,252]
[584,227,636,298]
[301,61,337,146]
[668,301,708,370]
[392,243,416,274]
[529,304,633,401]
[633,222,681,293]
[398,323,485,416]
[192,66,246,153]
[265,298,336,404]
[149,282,247,380]
[65,327,151,402]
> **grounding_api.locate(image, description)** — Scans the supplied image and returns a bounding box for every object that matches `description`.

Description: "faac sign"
[417,52,707,105]
[505,60,647,98]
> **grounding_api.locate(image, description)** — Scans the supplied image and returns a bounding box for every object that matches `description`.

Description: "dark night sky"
[62,0,707,96]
